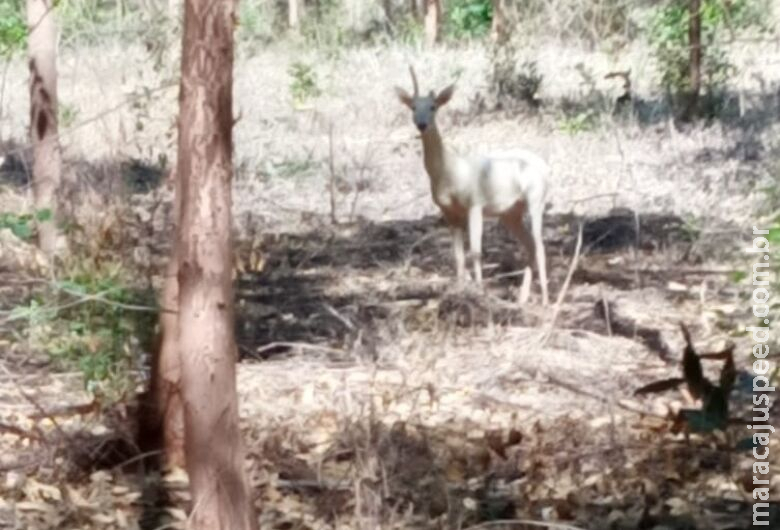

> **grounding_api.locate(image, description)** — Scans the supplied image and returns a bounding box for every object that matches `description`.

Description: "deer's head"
[395,66,455,133]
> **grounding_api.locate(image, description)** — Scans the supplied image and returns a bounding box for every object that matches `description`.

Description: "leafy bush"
[10,260,156,401]
[558,109,599,135]
[237,0,279,44]
[0,209,52,241]
[648,0,768,96]
[446,0,493,39]
[489,40,543,108]
[0,0,26,55]
[288,61,321,106]
[301,0,351,49]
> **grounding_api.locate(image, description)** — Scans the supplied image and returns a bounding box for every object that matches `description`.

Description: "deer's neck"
[420,124,449,183]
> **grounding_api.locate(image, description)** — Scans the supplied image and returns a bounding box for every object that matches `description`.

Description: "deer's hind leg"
[499,201,536,304]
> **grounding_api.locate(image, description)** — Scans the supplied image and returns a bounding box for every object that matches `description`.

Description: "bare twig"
[328,122,338,225]
[542,222,583,344]
[253,341,347,357]
[464,519,587,530]
[540,372,667,420]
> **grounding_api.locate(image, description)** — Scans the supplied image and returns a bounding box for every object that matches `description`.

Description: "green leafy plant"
[558,109,598,134]
[301,0,351,50]
[0,0,26,55]
[648,0,768,98]
[0,209,52,240]
[288,61,321,107]
[10,260,156,401]
[446,0,492,39]
[58,102,79,129]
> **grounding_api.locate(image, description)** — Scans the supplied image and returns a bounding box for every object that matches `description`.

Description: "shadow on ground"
[235,208,736,360]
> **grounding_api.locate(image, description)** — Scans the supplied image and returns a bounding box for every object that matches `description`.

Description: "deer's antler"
[409,65,419,96]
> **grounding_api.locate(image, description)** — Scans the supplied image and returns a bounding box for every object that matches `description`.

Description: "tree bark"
[288,0,299,31]
[424,0,441,47]
[684,0,702,120]
[26,0,62,257]
[491,0,506,43]
[139,167,185,470]
[410,0,420,21]
[176,1,256,528]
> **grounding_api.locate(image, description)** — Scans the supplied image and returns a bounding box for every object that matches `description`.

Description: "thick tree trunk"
[684,0,702,120]
[176,1,256,528]
[424,0,441,47]
[26,0,62,257]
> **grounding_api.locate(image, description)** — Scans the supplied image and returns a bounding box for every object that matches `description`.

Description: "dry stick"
[541,222,583,346]
[566,192,618,207]
[601,288,613,337]
[322,302,356,331]
[464,519,586,530]
[0,363,78,451]
[0,421,41,441]
[0,285,160,324]
[328,122,338,225]
[253,341,347,357]
[541,372,667,420]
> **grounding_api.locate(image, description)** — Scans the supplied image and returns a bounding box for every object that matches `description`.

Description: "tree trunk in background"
[382,0,394,26]
[491,0,505,43]
[410,0,420,21]
[289,0,299,31]
[424,0,441,47]
[140,167,185,470]
[177,0,256,528]
[684,0,702,120]
[26,0,62,257]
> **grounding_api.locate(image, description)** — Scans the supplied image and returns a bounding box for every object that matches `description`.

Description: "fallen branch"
[464,519,587,530]
[542,222,583,345]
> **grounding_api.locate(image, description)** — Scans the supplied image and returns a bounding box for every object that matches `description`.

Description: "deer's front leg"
[451,226,466,285]
[468,205,483,286]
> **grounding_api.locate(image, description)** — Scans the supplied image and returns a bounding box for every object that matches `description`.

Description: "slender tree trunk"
[491,0,505,43]
[424,0,441,47]
[140,167,185,470]
[177,1,256,528]
[684,0,702,120]
[410,0,419,20]
[288,0,299,31]
[382,0,394,26]
[26,0,62,257]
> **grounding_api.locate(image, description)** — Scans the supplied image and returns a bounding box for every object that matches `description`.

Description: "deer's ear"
[395,87,414,108]
[435,84,455,107]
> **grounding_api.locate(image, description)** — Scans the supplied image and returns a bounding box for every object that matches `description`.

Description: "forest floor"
[0,38,779,529]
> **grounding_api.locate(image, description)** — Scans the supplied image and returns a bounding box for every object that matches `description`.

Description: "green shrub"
[648,0,768,96]
[237,0,279,44]
[0,209,52,241]
[446,0,493,40]
[288,61,321,106]
[0,0,26,55]
[9,260,156,401]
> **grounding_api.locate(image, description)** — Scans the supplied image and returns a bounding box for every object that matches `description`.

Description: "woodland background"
[0,0,778,528]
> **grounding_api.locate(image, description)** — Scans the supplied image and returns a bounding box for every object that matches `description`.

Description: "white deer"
[395,66,549,305]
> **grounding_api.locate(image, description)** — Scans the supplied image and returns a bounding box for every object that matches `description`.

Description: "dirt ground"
[0,33,779,530]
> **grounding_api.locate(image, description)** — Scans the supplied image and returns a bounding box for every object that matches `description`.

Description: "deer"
[395,66,549,305]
